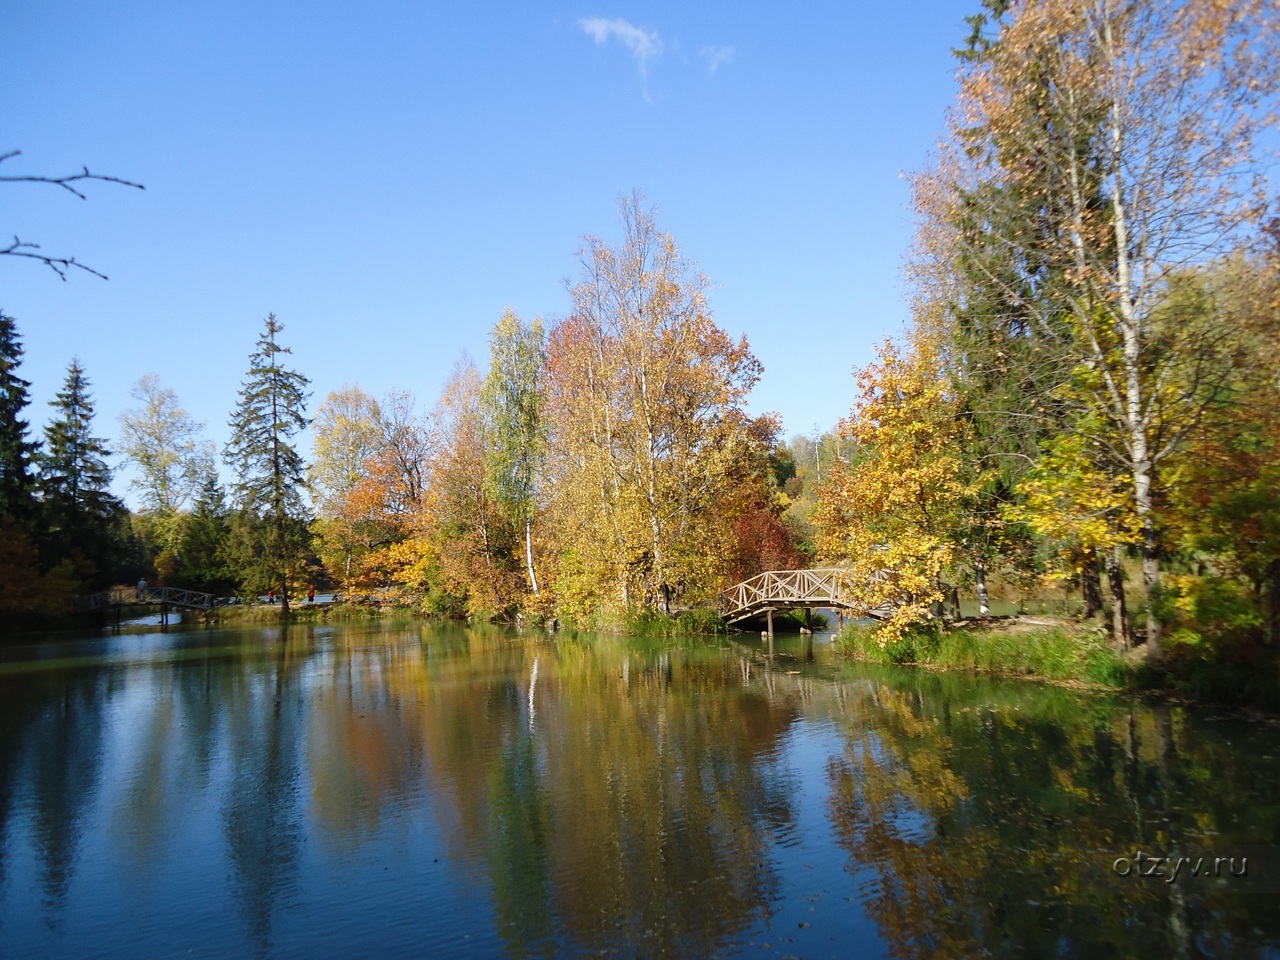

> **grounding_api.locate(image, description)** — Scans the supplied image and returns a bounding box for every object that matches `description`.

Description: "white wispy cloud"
[701,45,735,74]
[579,17,663,79]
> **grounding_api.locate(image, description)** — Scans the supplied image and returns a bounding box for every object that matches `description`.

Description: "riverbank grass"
[207,601,418,625]
[595,606,728,637]
[839,618,1130,687]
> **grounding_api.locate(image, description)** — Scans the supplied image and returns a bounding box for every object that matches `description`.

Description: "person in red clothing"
[267,588,275,605]
[308,585,316,604]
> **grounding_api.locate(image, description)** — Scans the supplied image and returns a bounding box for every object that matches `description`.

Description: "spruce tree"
[223,315,311,614]
[0,311,39,525]
[39,358,128,588]
[178,474,234,594]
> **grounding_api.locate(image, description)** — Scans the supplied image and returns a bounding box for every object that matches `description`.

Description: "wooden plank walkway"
[717,568,895,627]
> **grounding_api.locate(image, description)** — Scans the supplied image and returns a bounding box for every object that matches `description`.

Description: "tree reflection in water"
[0,626,1278,958]
[826,672,1280,958]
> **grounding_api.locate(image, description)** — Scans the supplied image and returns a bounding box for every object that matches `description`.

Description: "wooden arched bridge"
[718,568,896,635]
[84,585,216,611]
[82,585,216,626]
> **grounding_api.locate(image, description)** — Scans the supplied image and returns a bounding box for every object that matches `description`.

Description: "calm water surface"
[0,620,1277,959]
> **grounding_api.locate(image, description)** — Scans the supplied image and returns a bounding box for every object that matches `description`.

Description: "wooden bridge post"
[766,609,773,639]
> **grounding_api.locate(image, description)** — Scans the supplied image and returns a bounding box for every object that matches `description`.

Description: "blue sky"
[3,1,972,503]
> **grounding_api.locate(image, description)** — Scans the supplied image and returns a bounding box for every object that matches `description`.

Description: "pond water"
[0,620,1277,959]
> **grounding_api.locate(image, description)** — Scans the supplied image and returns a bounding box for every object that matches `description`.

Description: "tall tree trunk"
[1106,545,1128,651]
[525,515,539,596]
[1263,558,1278,648]
[1082,550,1104,620]
[1102,18,1160,654]
[974,557,990,617]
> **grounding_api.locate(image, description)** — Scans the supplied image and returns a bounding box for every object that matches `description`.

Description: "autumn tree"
[422,360,522,616]
[722,417,808,584]
[544,194,765,618]
[309,385,383,517]
[1162,251,1280,649]
[223,315,311,613]
[782,429,848,561]
[814,332,976,640]
[481,310,547,597]
[326,389,433,593]
[916,0,1280,651]
[310,385,385,585]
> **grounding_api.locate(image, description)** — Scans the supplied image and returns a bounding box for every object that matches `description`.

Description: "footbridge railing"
[717,568,895,624]
[82,585,215,611]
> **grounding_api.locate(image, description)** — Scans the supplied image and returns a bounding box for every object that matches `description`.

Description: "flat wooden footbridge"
[718,568,895,635]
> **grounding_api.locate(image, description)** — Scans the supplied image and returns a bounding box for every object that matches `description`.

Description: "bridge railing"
[81,586,215,611]
[718,568,894,622]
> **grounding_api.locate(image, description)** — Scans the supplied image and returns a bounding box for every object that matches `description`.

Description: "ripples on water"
[0,622,1278,958]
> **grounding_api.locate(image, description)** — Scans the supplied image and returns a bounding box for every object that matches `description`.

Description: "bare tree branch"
[1,149,144,280]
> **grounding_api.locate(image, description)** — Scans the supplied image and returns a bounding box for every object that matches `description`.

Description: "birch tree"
[310,385,383,517]
[916,0,1280,651]
[545,194,763,616]
[119,375,215,514]
[423,359,522,615]
[482,310,546,597]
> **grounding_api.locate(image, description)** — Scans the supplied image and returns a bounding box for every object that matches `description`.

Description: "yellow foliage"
[1008,429,1137,574]
[815,333,977,640]
[542,197,768,614]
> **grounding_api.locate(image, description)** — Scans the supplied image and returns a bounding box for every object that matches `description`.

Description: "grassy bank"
[208,600,732,637]
[838,617,1131,688]
[207,601,425,626]
[588,605,728,637]
[838,616,1280,713]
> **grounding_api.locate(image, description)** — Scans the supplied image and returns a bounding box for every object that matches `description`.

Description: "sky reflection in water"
[0,621,1277,958]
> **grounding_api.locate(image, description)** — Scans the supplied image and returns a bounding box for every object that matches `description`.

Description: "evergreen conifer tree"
[178,474,235,594]
[39,358,128,588]
[223,315,311,614]
[0,311,39,525]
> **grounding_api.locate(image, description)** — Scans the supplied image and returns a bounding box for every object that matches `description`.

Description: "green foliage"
[934,624,1127,686]
[223,315,312,610]
[0,312,39,527]
[177,476,236,593]
[1142,625,1280,712]
[839,619,1129,687]
[482,310,546,526]
[118,374,214,514]
[839,621,941,665]
[481,310,547,596]
[38,358,131,589]
[594,605,726,637]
